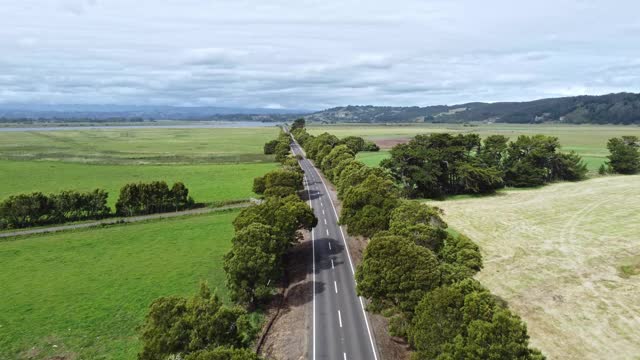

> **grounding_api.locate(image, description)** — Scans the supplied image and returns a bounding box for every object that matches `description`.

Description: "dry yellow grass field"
[430,176,640,360]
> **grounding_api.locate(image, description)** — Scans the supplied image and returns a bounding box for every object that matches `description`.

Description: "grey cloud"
[1,0,640,108]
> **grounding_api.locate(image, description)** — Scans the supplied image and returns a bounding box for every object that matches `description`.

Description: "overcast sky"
[1,0,639,109]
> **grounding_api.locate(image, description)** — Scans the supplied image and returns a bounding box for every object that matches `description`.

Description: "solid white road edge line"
[310,160,380,360]
[292,135,378,360]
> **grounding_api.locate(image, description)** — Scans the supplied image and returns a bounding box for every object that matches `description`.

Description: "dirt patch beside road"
[258,234,312,360]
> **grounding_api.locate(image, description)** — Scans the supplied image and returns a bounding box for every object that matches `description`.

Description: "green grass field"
[0,160,276,207]
[0,210,239,360]
[0,127,279,164]
[311,124,640,170]
[0,127,281,205]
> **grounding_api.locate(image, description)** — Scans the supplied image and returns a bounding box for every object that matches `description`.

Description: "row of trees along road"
[137,132,316,359]
[381,133,587,199]
[290,121,545,359]
[0,181,197,230]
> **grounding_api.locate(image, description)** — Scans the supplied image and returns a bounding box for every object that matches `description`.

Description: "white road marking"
[334,281,338,293]
[331,259,334,269]
[291,134,378,360]
[324,218,327,225]
[322,209,325,215]
[326,229,329,236]
[338,310,343,328]
[309,156,380,360]
[328,242,332,250]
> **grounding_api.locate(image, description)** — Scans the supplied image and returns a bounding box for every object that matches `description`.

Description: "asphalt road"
[290,140,379,360]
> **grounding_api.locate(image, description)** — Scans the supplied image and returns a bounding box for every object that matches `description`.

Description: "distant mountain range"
[0,104,307,122]
[306,92,640,124]
[2,92,640,124]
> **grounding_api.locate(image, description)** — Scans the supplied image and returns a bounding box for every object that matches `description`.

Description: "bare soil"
[373,138,410,149]
[258,234,312,360]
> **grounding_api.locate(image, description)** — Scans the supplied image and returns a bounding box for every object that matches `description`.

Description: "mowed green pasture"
[0,160,277,207]
[310,124,640,170]
[0,127,279,164]
[0,210,239,360]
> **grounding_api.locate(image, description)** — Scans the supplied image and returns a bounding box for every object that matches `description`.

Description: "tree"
[116,181,194,216]
[341,173,399,237]
[263,139,279,155]
[455,163,504,194]
[171,182,194,211]
[0,192,54,228]
[233,195,317,243]
[382,133,488,198]
[409,280,494,359]
[598,163,607,175]
[356,235,441,313]
[339,136,366,153]
[479,135,509,168]
[606,136,640,174]
[185,347,262,360]
[231,223,288,258]
[224,245,279,305]
[290,118,306,131]
[551,151,587,181]
[438,234,483,284]
[263,169,303,192]
[439,309,545,360]
[138,283,254,360]
[252,176,266,194]
[387,201,448,251]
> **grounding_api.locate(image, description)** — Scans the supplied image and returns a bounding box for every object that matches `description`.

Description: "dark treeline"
[0,189,110,229]
[382,133,587,198]
[306,92,640,124]
[290,122,544,359]
[137,125,316,359]
[1,181,196,230]
[115,181,194,216]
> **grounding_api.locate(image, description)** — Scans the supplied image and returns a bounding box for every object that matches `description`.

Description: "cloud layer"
[1,0,639,109]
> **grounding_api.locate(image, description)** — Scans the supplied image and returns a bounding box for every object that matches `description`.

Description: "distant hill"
[0,104,307,122]
[306,92,640,124]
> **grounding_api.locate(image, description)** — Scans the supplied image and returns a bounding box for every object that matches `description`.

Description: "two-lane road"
[290,140,379,360]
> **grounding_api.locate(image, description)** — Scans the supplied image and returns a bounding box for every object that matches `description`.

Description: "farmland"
[0,126,279,359]
[310,124,640,170]
[0,127,279,164]
[0,127,280,206]
[0,210,239,359]
[431,175,640,360]
[0,160,276,207]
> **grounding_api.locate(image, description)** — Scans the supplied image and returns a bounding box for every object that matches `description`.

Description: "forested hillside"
[306,92,640,124]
